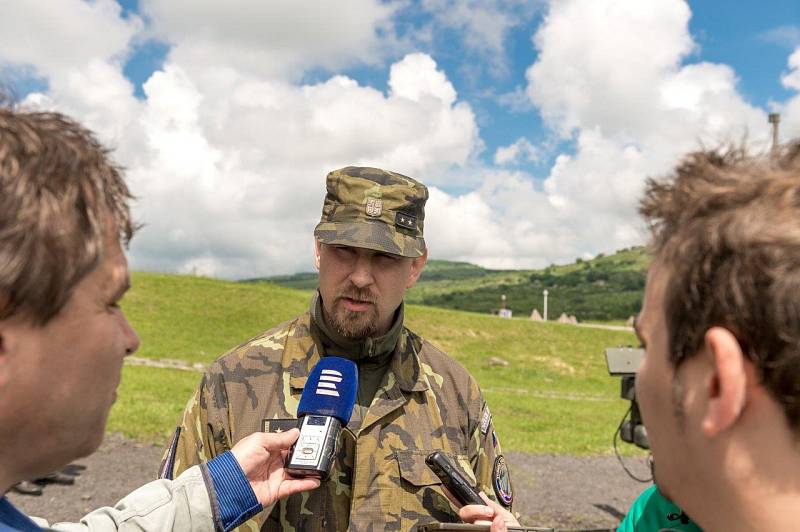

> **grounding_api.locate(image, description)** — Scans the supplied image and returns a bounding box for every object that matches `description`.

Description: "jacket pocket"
[392,450,471,529]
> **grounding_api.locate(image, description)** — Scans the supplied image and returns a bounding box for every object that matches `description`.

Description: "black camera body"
[605,347,649,450]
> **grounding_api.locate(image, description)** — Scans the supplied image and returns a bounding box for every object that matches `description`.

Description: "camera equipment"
[605,347,652,483]
[605,347,648,450]
[425,451,484,506]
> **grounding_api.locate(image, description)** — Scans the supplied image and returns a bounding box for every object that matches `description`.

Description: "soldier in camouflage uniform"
[161,167,514,531]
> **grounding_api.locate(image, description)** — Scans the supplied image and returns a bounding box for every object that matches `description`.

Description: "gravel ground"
[7,434,652,530]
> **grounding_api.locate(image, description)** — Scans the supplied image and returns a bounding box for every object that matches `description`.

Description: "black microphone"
[285,356,358,480]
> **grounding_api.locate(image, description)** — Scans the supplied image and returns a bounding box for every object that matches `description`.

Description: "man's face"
[635,261,704,501]
[1,230,139,477]
[315,241,426,339]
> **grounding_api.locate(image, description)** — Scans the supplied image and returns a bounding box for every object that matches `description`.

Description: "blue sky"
[692,2,798,105]
[2,0,800,277]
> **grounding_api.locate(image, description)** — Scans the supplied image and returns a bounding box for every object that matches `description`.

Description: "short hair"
[640,142,800,430]
[0,107,135,325]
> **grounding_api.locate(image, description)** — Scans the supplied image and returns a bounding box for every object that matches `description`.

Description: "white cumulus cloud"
[494,137,541,165]
[3,0,796,279]
[780,48,800,140]
[124,55,479,278]
[140,0,401,81]
[0,0,144,146]
[493,0,771,265]
[426,0,777,270]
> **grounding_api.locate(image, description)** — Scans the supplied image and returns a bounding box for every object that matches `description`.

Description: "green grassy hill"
[114,272,639,456]
[259,247,651,321]
[242,259,493,290]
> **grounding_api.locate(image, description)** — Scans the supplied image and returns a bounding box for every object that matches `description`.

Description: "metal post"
[769,113,780,154]
[543,289,549,321]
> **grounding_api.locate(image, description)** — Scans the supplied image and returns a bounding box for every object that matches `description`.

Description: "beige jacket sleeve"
[33,466,216,532]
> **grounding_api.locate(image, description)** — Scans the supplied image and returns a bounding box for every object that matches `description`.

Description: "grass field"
[111,272,640,456]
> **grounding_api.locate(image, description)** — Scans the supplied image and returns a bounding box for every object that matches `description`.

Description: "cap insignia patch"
[366,197,383,217]
[395,211,417,230]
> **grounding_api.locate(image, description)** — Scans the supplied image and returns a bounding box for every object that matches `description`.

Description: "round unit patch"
[492,455,513,507]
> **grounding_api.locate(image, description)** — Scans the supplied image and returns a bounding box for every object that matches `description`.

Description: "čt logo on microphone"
[316,369,343,397]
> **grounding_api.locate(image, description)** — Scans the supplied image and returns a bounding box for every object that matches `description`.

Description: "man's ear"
[405,249,428,288]
[702,326,748,437]
[313,239,321,271]
[0,319,13,389]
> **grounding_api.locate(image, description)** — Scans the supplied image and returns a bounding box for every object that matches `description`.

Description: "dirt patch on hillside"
[7,434,652,530]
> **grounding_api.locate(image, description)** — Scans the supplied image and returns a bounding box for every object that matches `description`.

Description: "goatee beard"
[328,287,379,339]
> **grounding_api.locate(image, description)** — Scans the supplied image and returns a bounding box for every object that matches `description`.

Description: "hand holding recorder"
[231,429,321,507]
[425,451,520,530]
[425,451,484,506]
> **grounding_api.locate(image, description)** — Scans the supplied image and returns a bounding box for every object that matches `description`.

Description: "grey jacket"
[32,466,220,531]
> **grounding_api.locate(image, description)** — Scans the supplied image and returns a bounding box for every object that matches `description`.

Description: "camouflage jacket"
[161,309,510,531]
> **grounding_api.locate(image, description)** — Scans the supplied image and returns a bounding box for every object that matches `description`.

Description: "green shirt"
[618,485,702,532]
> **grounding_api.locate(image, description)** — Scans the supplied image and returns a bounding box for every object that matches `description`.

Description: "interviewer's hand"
[458,492,520,531]
[230,429,320,507]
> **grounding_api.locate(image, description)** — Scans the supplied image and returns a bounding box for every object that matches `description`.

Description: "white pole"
[543,289,549,321]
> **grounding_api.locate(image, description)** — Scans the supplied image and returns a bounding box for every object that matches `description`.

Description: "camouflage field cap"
[314,166,428,258]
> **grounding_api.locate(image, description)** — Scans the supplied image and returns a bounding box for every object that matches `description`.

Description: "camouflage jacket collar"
[285,297,428,394]
[388,326,428,393]
[309,290,404,363]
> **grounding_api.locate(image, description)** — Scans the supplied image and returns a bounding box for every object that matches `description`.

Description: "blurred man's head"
[635,143,800,529]
[0,108,139,487]
[313,167,428,339]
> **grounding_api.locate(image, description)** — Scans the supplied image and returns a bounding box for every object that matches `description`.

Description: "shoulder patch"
[493,456,513,507]
[480,405,492,435]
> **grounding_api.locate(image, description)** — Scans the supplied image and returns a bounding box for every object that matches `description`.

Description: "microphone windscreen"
[297,356,358,423]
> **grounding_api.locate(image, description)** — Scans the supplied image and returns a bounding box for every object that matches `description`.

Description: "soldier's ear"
[405,249,427,288]
[313,239,322,270]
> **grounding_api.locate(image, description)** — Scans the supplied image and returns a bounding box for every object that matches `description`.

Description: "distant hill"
[254,247,650,321]
[244,259,493,289]
[249,271,319,290]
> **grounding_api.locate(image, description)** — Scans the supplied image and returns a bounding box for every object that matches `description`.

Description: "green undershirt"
[310,291,403,430]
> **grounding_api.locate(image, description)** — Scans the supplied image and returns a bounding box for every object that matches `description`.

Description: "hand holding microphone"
[230,429,321,507]
[225,356,357,510]
[285,356,358,480]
